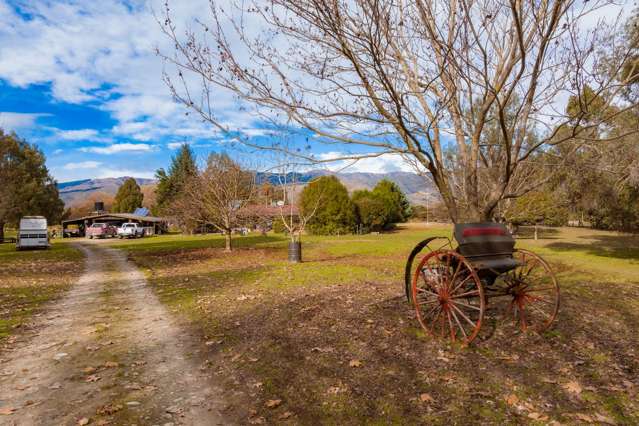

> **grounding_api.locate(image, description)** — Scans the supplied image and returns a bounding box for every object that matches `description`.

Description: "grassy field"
[0,240,83,343]
[107,225,639,424]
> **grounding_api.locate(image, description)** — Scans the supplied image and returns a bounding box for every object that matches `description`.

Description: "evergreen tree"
[0,130,64,240]
[352,189,391,232]
[153,144,197,215]
[300,176,357,235]
[372,179,412,223]
[112,178,144,213]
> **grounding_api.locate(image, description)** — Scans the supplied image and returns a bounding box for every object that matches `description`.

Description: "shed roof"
[62,212,167,225]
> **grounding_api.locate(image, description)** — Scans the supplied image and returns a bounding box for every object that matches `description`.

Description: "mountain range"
[57,172,437,207]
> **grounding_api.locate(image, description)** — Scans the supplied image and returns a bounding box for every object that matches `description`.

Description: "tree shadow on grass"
[546,234,639,261]
[514,226,562,240]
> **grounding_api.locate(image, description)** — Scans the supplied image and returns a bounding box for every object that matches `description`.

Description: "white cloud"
[167,142,183,149]
[63,160,102,170]
[80,143,153,154]
[0,0,242,141]
[315,151,422,174]
[0,112,47,130]
[95,168,155,179]
[56,128,111,142]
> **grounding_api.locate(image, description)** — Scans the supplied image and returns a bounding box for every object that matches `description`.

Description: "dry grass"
[0,241,83,342]
[113,225,639,424]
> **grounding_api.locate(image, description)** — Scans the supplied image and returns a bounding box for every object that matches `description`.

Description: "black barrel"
[288,241,302,263]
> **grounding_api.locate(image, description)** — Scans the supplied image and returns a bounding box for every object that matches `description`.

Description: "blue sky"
[0,0,417,182]
[0,1,629,183]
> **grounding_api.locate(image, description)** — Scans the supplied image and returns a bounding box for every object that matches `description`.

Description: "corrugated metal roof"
[62,212,166,225]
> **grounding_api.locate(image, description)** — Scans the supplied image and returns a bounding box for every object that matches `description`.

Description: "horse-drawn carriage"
[405,223,560,345]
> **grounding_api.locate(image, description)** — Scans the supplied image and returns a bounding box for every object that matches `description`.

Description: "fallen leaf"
[574,413,594,423]
[77,418,90,425]
[103,361,118,368]
[419,393,434,403]
[53,352,68,361]
[97,404,122,415]
[505,394,519,406]
[527,412,548,420]
[563,381,583,395]
[349,360,362,368]
[85,375,101,383]
[594,413,617,425]
[279,411,293,419]
[83,367,96,374]
[0,407,16,415]
[48,382,61,390]
[265,399,282,408]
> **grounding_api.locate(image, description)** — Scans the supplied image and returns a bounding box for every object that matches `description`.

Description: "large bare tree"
[159,0,638,222]
[175,153,256,251]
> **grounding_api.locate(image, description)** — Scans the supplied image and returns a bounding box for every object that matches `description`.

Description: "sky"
[0,0,630,183]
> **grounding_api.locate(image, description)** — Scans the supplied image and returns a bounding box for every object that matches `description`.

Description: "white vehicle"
[117,222,145,239]
[17,216,49,250]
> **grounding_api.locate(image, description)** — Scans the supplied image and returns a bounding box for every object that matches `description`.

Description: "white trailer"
[17,216,50,250]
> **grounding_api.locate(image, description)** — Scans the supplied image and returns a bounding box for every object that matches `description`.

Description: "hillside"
[57,177,156,206]
[57,172,437,207]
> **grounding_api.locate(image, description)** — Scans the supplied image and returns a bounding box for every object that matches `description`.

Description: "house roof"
[240,204,300,217]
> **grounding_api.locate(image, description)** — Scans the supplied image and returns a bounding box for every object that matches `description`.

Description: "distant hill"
[57,177,156,206]
[57,172,437,207]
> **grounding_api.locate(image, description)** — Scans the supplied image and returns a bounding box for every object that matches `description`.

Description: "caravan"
[17,216,50,250]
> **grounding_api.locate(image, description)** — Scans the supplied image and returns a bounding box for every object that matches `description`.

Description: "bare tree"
[178,153,256,251]
[159,0,639,222]
[274,165,323,245]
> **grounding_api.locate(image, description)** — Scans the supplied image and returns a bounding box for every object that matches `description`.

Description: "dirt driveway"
[0,243,226,425]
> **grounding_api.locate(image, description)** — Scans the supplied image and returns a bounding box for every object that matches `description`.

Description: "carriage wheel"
[411,250,485,345]
[404,237,443,302]
[502,249,560,332]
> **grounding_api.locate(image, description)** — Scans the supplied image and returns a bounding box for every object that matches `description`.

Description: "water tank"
[94,201,104,212]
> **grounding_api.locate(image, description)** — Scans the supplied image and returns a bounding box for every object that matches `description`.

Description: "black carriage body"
[453,223,520,276]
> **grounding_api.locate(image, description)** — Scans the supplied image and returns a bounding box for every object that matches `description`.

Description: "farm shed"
[62,213,168,237]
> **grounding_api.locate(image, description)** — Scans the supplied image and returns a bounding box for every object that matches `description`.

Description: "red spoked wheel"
[499,249,560,332]
[411,250,485,346]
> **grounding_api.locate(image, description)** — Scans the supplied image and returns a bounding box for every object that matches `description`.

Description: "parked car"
[86,223,118,239]
[63,224,82,238]
[16,216,49,250]
[117,222,145,239]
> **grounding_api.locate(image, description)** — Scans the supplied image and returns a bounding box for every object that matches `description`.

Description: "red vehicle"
[86,223,117,239]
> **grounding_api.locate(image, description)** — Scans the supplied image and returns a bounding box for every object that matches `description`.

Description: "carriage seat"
[454,222,520,274]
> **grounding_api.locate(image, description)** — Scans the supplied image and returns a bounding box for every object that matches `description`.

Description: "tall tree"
[161,0,638,223]
[154,144,197,215]
[300,176,357,235]
[0,130,64,240]
[112,178,144,213]
[372,180,411,223]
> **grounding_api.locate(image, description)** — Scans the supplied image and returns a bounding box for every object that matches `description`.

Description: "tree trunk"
[534,224,538,241]
[0,221,4,241]
[224,230,232,252]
